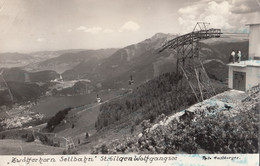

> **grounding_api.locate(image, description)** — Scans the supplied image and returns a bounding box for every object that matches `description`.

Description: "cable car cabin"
[129,79,134,85]
[129,75,134,85]
[96,94,102,103]
[96,97,101,103]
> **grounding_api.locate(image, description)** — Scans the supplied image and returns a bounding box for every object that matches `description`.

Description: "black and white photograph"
[0,0,259,165]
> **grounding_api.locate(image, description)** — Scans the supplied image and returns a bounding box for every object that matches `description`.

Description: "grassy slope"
[0,139,64,155]
[74,74,228,153]
[91,89,258,154]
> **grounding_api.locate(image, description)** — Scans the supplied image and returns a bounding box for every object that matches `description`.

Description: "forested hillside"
[0,82,55,106]
[0,68,59,83]
[52,81,96,96]
[95,72,228,130]
[93,86,259,154]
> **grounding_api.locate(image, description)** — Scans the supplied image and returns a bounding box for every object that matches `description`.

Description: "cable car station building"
[227,23,260,91]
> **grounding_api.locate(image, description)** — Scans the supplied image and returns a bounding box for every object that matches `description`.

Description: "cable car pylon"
[159,22,222,107]
[128,75,134,93]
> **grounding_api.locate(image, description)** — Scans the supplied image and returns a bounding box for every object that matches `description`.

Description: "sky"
[0,0,259,53]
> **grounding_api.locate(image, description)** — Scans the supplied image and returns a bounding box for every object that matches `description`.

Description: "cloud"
[76,26,102,34]
[199,1,233,28]
[67,29,72,32]
[84,27,102,34]
[37,38,45,42]
[178,5,198,14]
[119,21,140,32]
[178,4,201,32]
[76,26,87,31]
[177,0,260,33]
[229,0,260,14]
[103,29,114,33]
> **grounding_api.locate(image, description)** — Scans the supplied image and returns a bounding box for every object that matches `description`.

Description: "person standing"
[237,51,241,63]
[230,50,235,63]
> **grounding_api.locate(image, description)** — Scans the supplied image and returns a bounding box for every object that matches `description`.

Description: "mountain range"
[0,32,253,155]
[27,48,118,74]
[62,33,248,89]
[0,33,248,106]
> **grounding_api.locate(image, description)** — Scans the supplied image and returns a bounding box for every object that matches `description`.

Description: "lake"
[32,94,96,117]
[31,89,123,117]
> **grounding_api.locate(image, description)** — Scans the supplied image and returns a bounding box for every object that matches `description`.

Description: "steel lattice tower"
[159,22,222,106]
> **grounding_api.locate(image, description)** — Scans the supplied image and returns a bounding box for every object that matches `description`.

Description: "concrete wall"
[249,24,260,59]
[228,66,260,91]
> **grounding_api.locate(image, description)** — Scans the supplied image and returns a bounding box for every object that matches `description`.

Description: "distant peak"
[151,33,169,40]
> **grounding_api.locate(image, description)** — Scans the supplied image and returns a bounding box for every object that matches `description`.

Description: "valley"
[0,33,258,155]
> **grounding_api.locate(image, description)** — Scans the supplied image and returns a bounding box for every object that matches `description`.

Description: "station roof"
[227,60,260,67]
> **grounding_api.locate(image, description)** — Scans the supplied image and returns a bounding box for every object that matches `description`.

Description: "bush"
[45,107,72,132]
[22,133,35,142]
[62,149,78,154]
[101,144,108,154]
[1,134,6,139]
